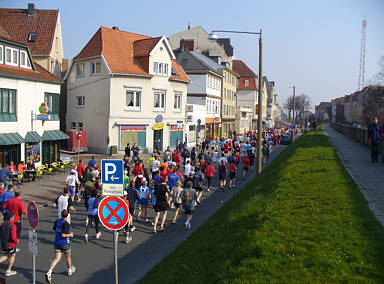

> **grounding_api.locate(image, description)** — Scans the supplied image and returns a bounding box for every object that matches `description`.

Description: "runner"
[171,180,183,224]
[83,189,101,244]
[204,162,215,192]
[65,170,80,202]
[45,209,76,283]
[152,177,169,234]
[193,166,204,204]
[3,189,26,239]
[126,181,140,235]
[218,160,227,191]
[229,161,237,189]
[180,181,198,230]
[242,155,250,180]
[53,187,75,223]
[0,212,18,277]
[137,180,150,222]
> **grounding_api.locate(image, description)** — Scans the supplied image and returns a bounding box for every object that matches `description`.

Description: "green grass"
[141,128,384,284]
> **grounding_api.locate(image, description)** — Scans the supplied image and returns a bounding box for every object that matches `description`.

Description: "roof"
[133,37,162,57]
[233,60,256,77]
[238,77,257,90]
[191,51,223,72]
[73,27,188,83]
[0,7,58,55]
[215,38,233,56]
[175,50,222,77]
[0,61,63,84]
[0,25,11,40]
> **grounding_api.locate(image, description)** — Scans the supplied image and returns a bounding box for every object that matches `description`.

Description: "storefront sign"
[171,125,183,131]
[153,114,165,130]
[205,117,221,124]
[121,125,146,131]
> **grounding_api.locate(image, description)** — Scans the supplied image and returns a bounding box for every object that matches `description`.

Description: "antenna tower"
[358,19,367,90]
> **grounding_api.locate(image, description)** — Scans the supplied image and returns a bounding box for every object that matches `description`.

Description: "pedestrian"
[0,212,18,276]
[171,180,183,224]
[179,181,198,230]
[88,156,96,168]
[0,185,15,215]
[218,160,227,191]
[204,162,215,192]
[125,181,140,237]
[184,160,192,179]
[83,189,101,244]
[368,116,383,163]
[45,209,76,283]
[0,166,13,191]
[3,189,26,239]
[76,159,86,187]
[125,143,131,159]
[242,155,250,180]
[152,177,169,234]
[137,180,150,222]
[66,170,80,202]
[229,161,237,189]
[53,187,76,223]
[193,167,204,204]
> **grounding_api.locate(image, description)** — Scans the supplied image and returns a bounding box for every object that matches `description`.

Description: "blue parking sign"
[101,160,124,196]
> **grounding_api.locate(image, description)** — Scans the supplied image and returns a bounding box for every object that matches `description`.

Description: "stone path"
[324,124,384,226]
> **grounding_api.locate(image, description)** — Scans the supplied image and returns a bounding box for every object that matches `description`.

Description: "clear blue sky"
[2,0,383,107]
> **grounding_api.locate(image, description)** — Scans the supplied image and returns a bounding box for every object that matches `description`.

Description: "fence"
[331,123,369,146]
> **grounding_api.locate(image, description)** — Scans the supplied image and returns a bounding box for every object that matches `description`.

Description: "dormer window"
[20,51,30,68]
[153,62,168,76]
[28,32,36,42]
[5,47,18,67]
[76,63,85,76]
[245,80,249,86]
[90,62,101,75]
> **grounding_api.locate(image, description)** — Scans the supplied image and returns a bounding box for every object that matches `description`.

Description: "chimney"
[28,3,35,16]
[112,26,119,30]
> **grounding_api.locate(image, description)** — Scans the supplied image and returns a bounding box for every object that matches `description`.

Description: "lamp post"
[209,29,263,175]
[289,86,296,141]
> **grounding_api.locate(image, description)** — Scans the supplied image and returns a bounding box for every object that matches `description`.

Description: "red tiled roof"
[238,77,257,90]
[232,59,256,77]
[170,59,190,83]
[74,27,189,83]
[133,37,161,57]
[0,62,62,83]
[0,8,58,55]
[0,25,12,40]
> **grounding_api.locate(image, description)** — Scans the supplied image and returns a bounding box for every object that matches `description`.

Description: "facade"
[0,34,65,167]
[331,97,345,123]
[315,102,332,121]
[235,106,252,134]
[0,3,64,78]
[65,27,189,154]
[221,68,239,137]
[232,60,258,129]
[175,50,222,142]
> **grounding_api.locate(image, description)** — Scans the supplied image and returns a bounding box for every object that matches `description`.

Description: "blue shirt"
[153,174,161,187]
[168,173,180,190]
[54,219,70,246]
[0,190,14,213]
[0,168,13,182]
[87,197,98,216]
[88,160,96,168]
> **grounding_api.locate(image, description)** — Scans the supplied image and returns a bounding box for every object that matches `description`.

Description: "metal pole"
[77,135,80,164]
[256,29,263,175]
[32,229,36,284]
[114,230,118,284]
[292,86,296,141]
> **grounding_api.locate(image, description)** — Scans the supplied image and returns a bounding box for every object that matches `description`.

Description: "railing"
[331,123,369,146]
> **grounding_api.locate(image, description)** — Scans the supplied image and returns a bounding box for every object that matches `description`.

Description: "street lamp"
[209,29,263,175]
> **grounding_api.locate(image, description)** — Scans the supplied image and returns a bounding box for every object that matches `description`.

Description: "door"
[153,129,163,151]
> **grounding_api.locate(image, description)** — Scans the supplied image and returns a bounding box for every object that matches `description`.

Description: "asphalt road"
[1,143,288,284]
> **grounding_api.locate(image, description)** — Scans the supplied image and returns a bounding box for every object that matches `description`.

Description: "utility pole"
[292,86,296,141]
[256,29,263,175]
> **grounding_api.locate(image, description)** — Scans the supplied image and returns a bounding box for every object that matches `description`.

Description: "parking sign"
[101,159,124,196]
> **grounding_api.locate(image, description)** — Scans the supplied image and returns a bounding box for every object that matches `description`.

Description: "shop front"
[119,125,147,150]
[42,130,69,164]
[0,133,24,167]
[205,117,221,140]
[170,124,183,147]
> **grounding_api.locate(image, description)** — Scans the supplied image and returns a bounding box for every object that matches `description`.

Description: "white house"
[65,26,190,154]
[174,50,222,143]
[0,33,65,167]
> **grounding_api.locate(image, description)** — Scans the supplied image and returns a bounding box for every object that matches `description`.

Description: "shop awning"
[25,131,42,143]
[0,133,25,145]
[42,130,69,141]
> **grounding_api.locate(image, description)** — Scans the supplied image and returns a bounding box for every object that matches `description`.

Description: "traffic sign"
[98,196,129,230]
[101,159,124,196]
[27,201,39,229]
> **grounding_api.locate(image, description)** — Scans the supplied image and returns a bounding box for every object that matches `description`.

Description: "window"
[28,32,36,42]
[245,80,249,86]
[154,92,165,111]
[55,37,58,53]
[44,93,60,120]
[78,122,83,130]
[5,47,18,66]
[0,89,17,121]
[71,122,76,130]
[20,51,27,68]
[90,62,101,75]
[76,96,85,107]
[76,63,85,76]
[174,93,181,111]
[153,62,158,74]
[164,63,168,75]
[125,91,141,110]
[0,45,3,64]
[159,63,163,75]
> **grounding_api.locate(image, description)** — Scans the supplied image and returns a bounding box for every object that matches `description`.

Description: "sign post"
[101,159,124,196]
[98,196,130,284]
[27,201,39,284]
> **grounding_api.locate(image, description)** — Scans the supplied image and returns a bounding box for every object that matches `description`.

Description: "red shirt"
[205,165,215,178]
[229,163,237,172]
[176,172,184,182]
[4,197,26,223]
[242,157,250,168]
[234,153,240,164]
[76,163,85,178]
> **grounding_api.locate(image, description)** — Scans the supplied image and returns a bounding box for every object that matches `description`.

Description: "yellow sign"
[256,104,259,115]
[153,122,165,130]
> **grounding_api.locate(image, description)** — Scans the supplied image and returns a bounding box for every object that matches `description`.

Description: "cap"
[71,169,77,174]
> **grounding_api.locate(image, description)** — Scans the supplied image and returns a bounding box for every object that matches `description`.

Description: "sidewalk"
[324,124,384,226]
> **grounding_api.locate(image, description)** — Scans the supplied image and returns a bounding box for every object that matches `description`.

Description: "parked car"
[280,135,292,145]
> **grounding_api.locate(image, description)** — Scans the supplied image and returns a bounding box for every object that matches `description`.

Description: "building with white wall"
[0,33,65,167]
[65,27,189,154]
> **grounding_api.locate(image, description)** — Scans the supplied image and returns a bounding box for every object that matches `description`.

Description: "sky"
[2,0,384,108]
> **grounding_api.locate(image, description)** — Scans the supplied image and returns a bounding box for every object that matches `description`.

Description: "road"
[1,143,288,284]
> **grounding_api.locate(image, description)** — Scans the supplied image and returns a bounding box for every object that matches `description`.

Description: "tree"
[369,56,384,86]
[284,94,312,123]
[362,86,384,127]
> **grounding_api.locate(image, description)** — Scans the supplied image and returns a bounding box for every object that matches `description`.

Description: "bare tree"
[362,86,384,127]
[284,94,312,123]
[369,56,384,86]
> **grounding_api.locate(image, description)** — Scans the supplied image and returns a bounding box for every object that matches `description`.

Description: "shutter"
[137,132,146,147]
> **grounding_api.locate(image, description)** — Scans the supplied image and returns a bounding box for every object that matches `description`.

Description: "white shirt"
[218,157,227,165]
[66,174,78,187]
[184,164,191,176]
[151,160,160,172]
[56,195,72,222]
[212,151,219,162]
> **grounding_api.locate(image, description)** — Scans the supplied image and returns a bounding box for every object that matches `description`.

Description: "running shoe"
[68,265,76,276]
[45,272,52,283]
[5,270,17,276]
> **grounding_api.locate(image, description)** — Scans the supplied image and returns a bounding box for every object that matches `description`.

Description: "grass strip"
[141,128,384,283]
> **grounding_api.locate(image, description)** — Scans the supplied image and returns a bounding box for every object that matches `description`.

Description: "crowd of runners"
[0,126,297,282]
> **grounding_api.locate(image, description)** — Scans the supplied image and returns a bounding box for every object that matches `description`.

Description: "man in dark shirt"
[126,182,140,233]
[152,177,169,234]
[368,116,383,163]
[0,166,13,191]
